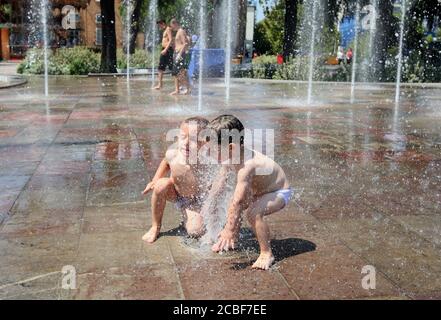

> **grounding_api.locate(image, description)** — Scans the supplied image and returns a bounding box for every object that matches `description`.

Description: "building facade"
[0,0,144,60]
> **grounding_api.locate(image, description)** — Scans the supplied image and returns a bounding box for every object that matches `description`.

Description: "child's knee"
[185,221,204,237]
[185,213,204,237]
[153,178,172,195]
[246,208,261,224]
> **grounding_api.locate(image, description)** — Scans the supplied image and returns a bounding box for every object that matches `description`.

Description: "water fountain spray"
[307,0,319,105]
[350,2,361,103]
[368,0,378,82]
[198,0,207,112]
[126,0,132,88]
[225,0,233,102]
[395,0,407,103]
[148,0,158,87]
[41,0,49,97]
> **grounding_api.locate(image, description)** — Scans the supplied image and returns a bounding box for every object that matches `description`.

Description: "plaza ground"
[0,76,440,299]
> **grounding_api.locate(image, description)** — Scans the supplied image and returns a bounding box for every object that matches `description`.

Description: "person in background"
[170,19,191,95]
[337,47,345,65]
[346,48,353,65]
[154,20,174,90]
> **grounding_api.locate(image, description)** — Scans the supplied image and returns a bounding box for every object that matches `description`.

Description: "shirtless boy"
[169,19,191,95]
[206,115,293,270]
[154,20,174,90]
[142,117,210,243]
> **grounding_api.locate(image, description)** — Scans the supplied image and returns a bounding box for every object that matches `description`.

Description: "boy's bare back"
[239,150,290,198]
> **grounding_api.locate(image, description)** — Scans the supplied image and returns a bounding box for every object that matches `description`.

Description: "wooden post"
[1,28,10,61]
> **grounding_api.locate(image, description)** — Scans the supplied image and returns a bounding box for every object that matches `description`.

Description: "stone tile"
[0,175,30,192]
[0,146,48,164]
[35,160,91,176]
[176,259,297,300]
[94,141,142,161]
[86,185,146,206]
[0,234,80,286]
[89,170,146,190]
[392,215,441,247]
[0,208,82,238]
[267,219,339,249]
[411,290,441,300]
[71,264,182,300]
[28,173,88,189]
[91,159,146,173]
[0,161,39,176]
[277,243,402,299]
[10,186,86,213]
[0,271,62,300]
[323,217,441,297]
[75,231,174,273]
[81,203,148,234]
[310,194,378,220]
[42,144,95,162]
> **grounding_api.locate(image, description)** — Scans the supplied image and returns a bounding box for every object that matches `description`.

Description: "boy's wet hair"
[183,117,209,130]
[156,20,166,25]
[208,115,244,146]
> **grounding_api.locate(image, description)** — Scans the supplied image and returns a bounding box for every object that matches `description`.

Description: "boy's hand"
[212,228,237,252]
[142,181,156,195]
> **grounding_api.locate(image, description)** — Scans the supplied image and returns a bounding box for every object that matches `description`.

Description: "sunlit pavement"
[0,76,440,299]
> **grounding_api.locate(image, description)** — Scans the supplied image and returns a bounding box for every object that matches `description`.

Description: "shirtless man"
[169,19,191,95]
[154,20,174,90]
[204,115,294,270]
[142,117,210,243]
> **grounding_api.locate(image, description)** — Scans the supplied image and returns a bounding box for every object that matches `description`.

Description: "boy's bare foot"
[142,226,161,243]
[170,90,179,96]
[153,85,162,90]
[252,252,275,270]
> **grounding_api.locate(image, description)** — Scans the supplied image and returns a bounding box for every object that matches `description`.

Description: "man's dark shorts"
[158,47,174,72]
[172,51,189,76]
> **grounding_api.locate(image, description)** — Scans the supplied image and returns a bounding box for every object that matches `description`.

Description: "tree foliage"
[255,1,285,55]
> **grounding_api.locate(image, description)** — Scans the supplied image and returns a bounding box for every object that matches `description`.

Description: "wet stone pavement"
[0,76,440,300]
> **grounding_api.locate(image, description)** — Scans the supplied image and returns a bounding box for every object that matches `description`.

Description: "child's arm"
[142,158,170,195]
[212,168,254,252]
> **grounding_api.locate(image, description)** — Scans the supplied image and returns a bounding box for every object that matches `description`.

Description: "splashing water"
[368,0,378,82]
[125,0,132,89]
[198,0,207,112]
[395,0,407,103]
[350,2,361,103]
[41,0,49,97]
[199,169,235,247]
[147,0,158,87]
[225,0,233,102]
[307,0,319,105]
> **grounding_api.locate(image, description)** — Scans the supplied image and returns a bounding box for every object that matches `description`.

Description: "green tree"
[283,0,299,59]
[100,0,117,73]
[127,0,147,54]
[373,0,397,81]
[255,1,285,55]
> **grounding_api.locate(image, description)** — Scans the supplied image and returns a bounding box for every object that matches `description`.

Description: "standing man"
[170,19,191,96]
[154,20,174,90]
[346,48,353,65]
